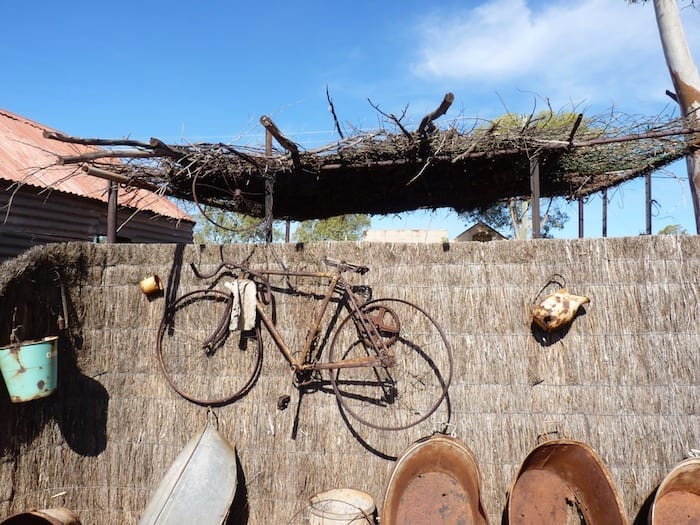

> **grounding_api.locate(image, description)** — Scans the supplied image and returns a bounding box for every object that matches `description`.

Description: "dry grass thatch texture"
[46,109,700,220]
[0,236,697,523]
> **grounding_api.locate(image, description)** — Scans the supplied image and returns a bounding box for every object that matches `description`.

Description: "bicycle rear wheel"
[157,289,262,405]
[328,298,453,431]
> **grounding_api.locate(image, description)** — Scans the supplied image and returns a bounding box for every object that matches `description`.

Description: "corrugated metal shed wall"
[0,108,192,222]
[0,186,194,260]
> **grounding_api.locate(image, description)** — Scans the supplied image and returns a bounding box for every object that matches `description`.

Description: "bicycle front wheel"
[328,298,453,431]
[157,289,262,405]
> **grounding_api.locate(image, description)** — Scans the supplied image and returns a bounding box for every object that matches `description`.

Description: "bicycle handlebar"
[322,257,369,275]
[190,261,273,305]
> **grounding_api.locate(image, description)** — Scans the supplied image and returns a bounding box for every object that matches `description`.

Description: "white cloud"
[411,0,700,111]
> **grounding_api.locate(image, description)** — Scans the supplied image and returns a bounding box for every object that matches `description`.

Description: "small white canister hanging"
[531,274,590,332]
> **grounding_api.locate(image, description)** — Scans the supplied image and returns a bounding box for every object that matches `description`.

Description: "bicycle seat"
[322,257,369,274]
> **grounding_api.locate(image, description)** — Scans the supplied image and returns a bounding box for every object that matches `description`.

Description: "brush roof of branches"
[46,95,700,221]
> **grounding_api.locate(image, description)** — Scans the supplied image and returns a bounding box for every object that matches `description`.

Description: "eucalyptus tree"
[293,214,371,242]
[629,0,700,232]
[458,111,584,239]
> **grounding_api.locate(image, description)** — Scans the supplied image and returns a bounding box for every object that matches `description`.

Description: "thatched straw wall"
[0,236,697,524]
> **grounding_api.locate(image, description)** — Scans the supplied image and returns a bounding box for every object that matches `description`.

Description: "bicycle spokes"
[328,298,452,431]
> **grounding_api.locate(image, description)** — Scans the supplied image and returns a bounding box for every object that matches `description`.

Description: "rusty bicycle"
[156,257,452,430]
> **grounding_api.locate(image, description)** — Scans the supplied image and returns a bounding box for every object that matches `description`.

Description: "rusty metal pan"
[506,439,627,525]
[0,507,81,524]
[381,434,489,525]
[649,455,700,525]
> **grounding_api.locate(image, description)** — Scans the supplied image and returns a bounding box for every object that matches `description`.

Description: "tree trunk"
[509,199,530,239]
[653,0,700,232]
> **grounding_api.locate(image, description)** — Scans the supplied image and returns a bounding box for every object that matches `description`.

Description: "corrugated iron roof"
[0,109,193,222]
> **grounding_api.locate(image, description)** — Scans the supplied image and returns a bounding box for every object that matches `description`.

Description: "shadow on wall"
[225,450,250,525]
[0,259,108,458]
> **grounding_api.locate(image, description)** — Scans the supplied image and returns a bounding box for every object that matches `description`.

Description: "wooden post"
[646,172,652,234]
[265,128,272,155]
[529,155,541,238]
[602,188,608,238]
[264,130,274,243]
[578,198,584,238]
[107,181,118,243]
[264,179,273,244]
[260,115,300,167]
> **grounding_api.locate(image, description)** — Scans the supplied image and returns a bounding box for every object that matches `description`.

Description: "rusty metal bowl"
[381,434,489,525]
[649,456,700,525]
[0,507,81,524]
[507,439,627,525]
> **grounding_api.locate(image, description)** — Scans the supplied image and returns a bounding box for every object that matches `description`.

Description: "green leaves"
[293,215,371,242]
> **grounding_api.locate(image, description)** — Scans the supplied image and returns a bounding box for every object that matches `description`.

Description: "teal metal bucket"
[0,336,58,403]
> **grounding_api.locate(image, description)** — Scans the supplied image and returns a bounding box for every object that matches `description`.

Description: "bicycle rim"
[328,298,453,431]
[157,289,262,405]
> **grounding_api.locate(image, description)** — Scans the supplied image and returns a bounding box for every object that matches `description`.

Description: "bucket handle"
[308,498,374,523]
[530,273,566,307]
[206,406,220,429]
[537,417,565,444]
[9,307,22,345]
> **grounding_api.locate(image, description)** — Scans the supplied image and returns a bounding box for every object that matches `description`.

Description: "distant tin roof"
[0,109,193,222]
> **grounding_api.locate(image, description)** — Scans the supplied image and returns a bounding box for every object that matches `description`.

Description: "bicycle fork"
[338,291,401,405]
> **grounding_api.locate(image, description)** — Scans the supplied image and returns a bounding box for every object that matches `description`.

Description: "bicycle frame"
[191,259,392,378]
[165,258,452,428]
[251,266,391,375]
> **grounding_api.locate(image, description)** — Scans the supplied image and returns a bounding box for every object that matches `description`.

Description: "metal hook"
[207,406,219,429]
[434,422,457,437]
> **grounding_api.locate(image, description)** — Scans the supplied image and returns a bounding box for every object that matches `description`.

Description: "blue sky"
[2,0,699,238]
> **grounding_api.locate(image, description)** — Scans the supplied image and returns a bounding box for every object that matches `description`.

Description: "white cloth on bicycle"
[224,279,256,331]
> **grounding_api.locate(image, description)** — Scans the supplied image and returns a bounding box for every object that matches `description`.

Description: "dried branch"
[42,100,700,220]
[58,150,153,165]
[367,98,412,140]
[540,125,700,149]
[149,138,186,160]
[567,114,584,147]
[43,131,151,149]
[82,164,160,192]
[259,115,300,167]
[326,85,344,140]
[418,92,455,135]
[452,121,499,163]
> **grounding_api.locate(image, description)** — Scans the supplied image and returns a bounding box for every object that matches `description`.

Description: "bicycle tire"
[157,288,262,406]
[327,298,453,431]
